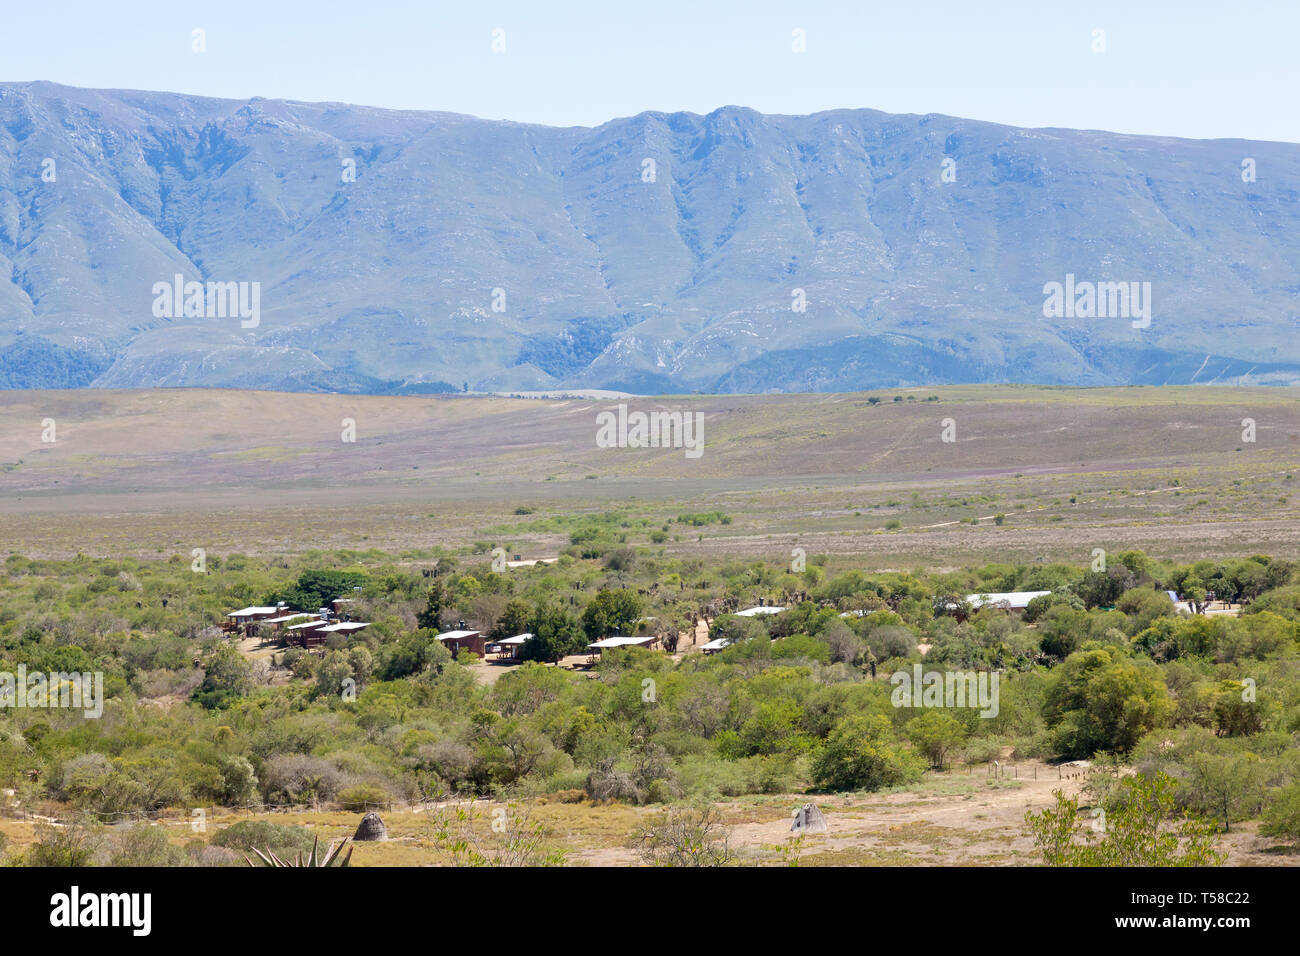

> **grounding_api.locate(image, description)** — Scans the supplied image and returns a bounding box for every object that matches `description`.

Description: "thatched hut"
[352,811,388,842]
[791,803,827,834]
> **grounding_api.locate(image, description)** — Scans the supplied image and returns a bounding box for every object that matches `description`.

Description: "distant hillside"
[2,82,1299,392]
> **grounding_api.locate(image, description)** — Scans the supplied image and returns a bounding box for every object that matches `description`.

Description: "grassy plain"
[2,385,1299,568]
[4,764,1291,866]
[3,385,1299,869]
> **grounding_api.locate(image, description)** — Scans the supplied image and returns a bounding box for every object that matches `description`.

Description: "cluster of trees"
[0,542,1298,862]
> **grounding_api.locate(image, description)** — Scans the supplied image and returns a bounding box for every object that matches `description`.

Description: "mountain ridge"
[2,81,1299,393]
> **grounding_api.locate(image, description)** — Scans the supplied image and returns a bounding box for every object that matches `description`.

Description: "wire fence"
[975,760,1121,781]
[0,797,423,829]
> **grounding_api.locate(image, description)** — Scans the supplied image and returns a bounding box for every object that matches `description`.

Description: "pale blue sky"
[3,0,1297,141]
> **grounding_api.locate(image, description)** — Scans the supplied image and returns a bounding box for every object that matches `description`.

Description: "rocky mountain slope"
[2,82,1298,392]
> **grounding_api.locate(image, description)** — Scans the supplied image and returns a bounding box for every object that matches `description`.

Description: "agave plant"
[244,834,353,868]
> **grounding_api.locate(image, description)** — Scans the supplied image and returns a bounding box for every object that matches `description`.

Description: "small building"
[224,605,286,637]
[261,612,324,631]
[735,605,786,617]
[587,635,660,658]
[226,606,282,622]
[436,629,485,657]
[964,591,1052,615]
[700,637,732,655]
[253,612,322,645]
[261,612,315,627]
[285,618,330,648]
[494,633,533,660]
[287,621,370,650]
[319,621,370,637]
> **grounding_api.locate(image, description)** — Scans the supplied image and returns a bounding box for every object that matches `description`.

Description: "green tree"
[277,569,366,611]
[22,820,103,867]
[521,603,585,664]
[468,711,561,787]
[1260,782,1300,846]
[1042,647,1173,758]
[377,628,452,679]
[106,823,187,866]
[416,581,447,631]
[905,711,968,769]
[195,645,252,707]
[1183,751,1266,832]
[738,698,810,756]
[215,755,259,806]
[1209,679,1266,736]
[581,588,644,640]
[1115,587,1176,633]
[1076,566,1135,609]
[1026,772,1224,866]
[315,650,357,700]
[630,804,734,867]
[490,599,533,641]
[811,714,925,792]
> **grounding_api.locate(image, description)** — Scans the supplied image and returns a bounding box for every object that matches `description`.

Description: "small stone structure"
[790,803,827,834]
[352,811,388,842]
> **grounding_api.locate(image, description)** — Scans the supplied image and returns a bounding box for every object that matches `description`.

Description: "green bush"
[1027,772,1224,866]
[338,783,391,812]
[105,823,188,867]
[1043,647,1173,758]
[22,822,102,867]
[210,820,318,856]
[811,714,925,792]
[679,754,761,799]
[1260,782,1300,845]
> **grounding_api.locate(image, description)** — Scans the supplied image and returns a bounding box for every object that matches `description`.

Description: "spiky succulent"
[244,834,353,868]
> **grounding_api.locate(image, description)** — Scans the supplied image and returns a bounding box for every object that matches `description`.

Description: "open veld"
[2,764,1292,868]
[2,384,1300,868]
[2,384,1299,567]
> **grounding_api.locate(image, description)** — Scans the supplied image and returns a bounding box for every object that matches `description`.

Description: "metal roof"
[287,619,327,630]
[965,591,1052,609]
[226,606,279,617]
[588,636,656,649]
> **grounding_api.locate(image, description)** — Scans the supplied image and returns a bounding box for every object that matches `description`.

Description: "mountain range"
[2,81,1299,394]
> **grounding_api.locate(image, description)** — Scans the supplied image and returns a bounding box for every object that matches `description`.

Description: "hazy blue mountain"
[2,81,1298,393]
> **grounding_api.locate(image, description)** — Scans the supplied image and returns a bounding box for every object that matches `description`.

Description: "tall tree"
[416,581,447,631]
[581,589,644,640]
[522,604,585,663]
